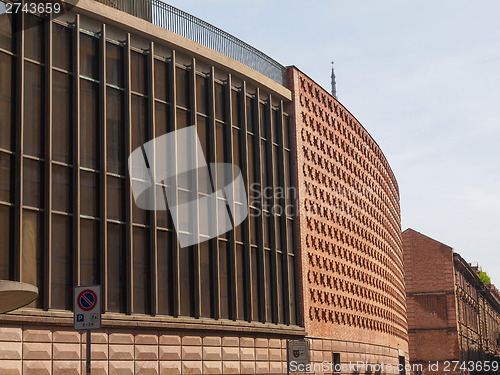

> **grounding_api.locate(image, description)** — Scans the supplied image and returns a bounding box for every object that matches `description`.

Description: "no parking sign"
[74,285,101,330]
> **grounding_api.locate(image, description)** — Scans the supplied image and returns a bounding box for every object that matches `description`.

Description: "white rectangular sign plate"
[74,285,101,330]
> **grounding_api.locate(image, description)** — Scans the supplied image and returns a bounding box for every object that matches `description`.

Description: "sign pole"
[74,286,100,375]
[86,329,91,375]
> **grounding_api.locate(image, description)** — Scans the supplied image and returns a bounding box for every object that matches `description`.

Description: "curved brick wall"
[287,67,408,352]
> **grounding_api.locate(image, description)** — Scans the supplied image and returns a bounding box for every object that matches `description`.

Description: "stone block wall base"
[0,325,406,374]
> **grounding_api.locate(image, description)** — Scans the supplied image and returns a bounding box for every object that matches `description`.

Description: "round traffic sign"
[77,289,98,311]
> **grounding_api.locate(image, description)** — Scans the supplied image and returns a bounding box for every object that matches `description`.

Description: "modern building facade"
[0,0,408,373]
[403,229,500,375]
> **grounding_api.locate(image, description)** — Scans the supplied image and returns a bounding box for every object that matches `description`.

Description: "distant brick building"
[403,229,500,375]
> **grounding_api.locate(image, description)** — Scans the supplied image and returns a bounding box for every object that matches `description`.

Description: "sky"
[165,0,500,282]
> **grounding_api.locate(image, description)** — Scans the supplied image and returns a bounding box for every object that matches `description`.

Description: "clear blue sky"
[165,0,500,282]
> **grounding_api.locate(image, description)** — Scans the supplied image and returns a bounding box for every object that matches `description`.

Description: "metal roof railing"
[96,0,287,85]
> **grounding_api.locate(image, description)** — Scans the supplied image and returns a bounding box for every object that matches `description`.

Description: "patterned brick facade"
[287,67,408,357]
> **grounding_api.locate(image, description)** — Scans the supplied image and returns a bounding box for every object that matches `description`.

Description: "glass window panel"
[276,216,282,251]
[234,211,243,243]
[106,88,124,175]
[177,190,195,233]
[175,67,190,109]
[196,75,208,115]
[251,247,259,321]
[247,135,255,188]
[233,135,247,236]
[25,14,44,62]
[289,256,296,325]
[0,52,12,151]
[265,250,272,322]
[0,205,11,280]
[271,109,276,143]
[106,42,123,88]
[179,246,193,317]
[267,147,276,209]
[133,226,150,314]
[198,196,213,231]
[51,214,72,310]
[232,128,241,170]
[156,186,173,229]
[53,24,72,71]
[154,59,169,101]
[80,33,98,79]
[52,164,71,213]
[133,198,148,225]
[219,240,229,319]
[196,115,208,164]
[273,145,280,190]
[216,124,226,197]
[236,244,245,320]
[0,152,11,203]
[108,223,126,313]
[132,86,148,224]
[80,170,98,217]
[200,241,212,318]
[23,158,42,208]
[260,103,268,139]
[81,218,99,286]
[107,176,124,221]
[261,140,268,197]
[250,209,259,246]
[0,4,12,51]
[272,109,280,144]
[53,71,72,163]
[216,123,225,164]
[176,108,189,129]
[277,252,284,324]
[155,101,170,138]
[215,83,226,122]
[246,96,254,133]
[231,90,240,127]
[283,115,290,149]
[22,210,43,307]
[80,79,99,169]
[132,95,147,151]
[216,199,229,240]
[263,214,271,249]
[157,229,172,316]
[24,62,43,157]
[287,219,294,255]
[131,51,147,94]
[284,150,291,203]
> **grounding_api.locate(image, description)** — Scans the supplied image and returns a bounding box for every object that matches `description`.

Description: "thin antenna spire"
[331,61,337,99]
